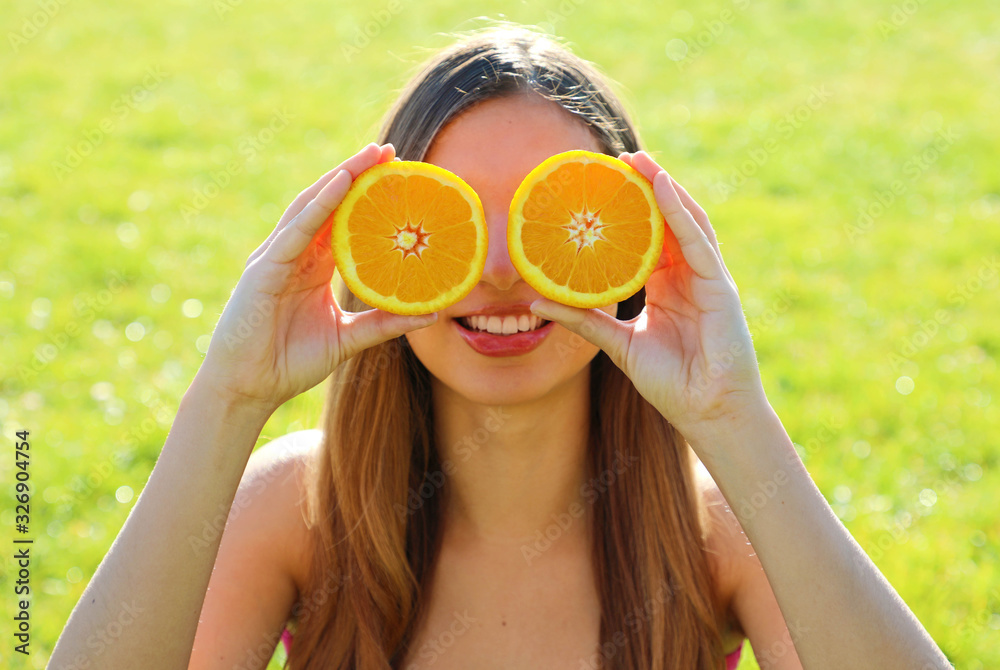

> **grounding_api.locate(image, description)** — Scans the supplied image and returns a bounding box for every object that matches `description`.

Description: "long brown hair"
[287,23,725,669]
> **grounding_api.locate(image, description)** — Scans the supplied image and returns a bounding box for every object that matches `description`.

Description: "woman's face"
[404,93,617,406]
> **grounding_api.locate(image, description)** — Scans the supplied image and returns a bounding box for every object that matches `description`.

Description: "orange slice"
[508,150,665,308]
[331,161,488,315]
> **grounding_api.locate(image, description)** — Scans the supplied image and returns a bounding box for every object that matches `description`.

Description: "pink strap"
[725,639,744,669]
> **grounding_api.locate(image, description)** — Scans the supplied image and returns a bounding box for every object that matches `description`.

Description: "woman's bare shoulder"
[250,428,324,468]
[693,459,751,644]
[244,429,324,592]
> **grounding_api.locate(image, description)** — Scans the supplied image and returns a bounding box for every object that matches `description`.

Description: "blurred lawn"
[1,0,998,667]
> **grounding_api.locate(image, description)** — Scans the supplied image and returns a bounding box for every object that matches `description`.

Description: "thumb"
[337,309,438,361]
[529,299,629,363]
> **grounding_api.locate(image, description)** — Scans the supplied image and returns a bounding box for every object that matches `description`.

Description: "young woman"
[51,24,950,670]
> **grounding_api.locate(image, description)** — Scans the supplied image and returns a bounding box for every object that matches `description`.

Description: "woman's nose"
[478,214,521,291]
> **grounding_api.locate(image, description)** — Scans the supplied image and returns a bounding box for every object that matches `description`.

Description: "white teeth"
[461,314,547,334]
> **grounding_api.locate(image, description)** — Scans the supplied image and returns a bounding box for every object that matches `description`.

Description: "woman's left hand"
[529,150,767,439]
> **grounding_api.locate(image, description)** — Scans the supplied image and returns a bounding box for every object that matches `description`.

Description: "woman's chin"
[428,366,559,408]
[406,320,602,408]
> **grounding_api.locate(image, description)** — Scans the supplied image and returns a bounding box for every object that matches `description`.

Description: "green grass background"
[1,0,998,667]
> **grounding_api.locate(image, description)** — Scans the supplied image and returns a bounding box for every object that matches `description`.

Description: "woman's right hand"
[196,142,438,413]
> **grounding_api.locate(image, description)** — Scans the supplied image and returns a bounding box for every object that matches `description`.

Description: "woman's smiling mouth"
[452,307,554,356]
[456,314,549,334]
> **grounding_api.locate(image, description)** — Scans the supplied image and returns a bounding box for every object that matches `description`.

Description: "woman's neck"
[431,367,593,548]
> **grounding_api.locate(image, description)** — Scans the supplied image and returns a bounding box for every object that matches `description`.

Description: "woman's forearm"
[49,371,274,669]
[687,398,949,669]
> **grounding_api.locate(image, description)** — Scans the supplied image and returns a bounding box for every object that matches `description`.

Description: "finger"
[248,142,381,265]
[379,142,396,163]
[281,142,384,224]
[247,142,384,267]
[669,178,715,243]
[528,299,631,366]
[266,168,354,265]
[629,152,731,279]
[668,176,736,286]
[337,310,438,361]
[627,149,661,179]
[652,170,724,282]
[626,152,723,281]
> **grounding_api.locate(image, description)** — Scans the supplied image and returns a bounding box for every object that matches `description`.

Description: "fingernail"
[529,300,555,320]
